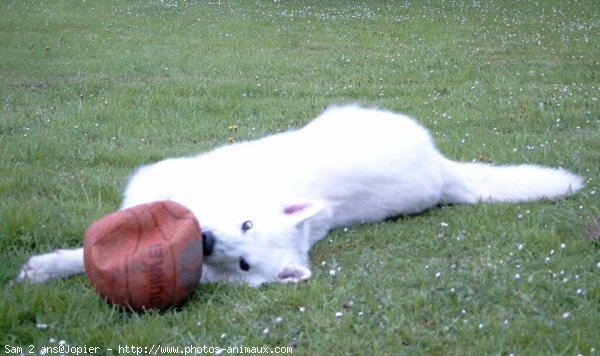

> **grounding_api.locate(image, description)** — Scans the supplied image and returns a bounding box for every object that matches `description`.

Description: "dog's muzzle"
[202,231,215,256]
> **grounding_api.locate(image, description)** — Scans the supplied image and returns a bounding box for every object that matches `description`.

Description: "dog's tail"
[440,158,584,204]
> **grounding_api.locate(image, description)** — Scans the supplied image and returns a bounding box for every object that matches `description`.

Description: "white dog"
[18,105,583,286]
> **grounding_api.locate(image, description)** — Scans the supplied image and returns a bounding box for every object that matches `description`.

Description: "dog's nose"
[202,231,215,256]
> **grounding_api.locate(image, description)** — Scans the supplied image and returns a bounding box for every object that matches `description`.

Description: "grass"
[1,0,599,354]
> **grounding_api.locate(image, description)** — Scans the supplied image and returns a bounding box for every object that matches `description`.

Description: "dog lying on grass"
[18,105,583,287]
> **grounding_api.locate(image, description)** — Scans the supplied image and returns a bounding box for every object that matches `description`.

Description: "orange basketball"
[83,201,203,311]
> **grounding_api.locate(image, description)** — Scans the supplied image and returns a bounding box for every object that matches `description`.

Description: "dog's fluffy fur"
[18,105,583,286]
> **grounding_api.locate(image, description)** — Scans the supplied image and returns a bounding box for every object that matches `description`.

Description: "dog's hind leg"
[17,248,84,283]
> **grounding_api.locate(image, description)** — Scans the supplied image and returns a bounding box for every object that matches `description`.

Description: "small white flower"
[562,312,571,319]
[335,311,343,318]
[515,273,521,280]
[262,328,269,334]
[299,306,306,313]
[329,269,336,276]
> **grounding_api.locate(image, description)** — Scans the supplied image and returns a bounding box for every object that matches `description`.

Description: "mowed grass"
[1,0,599,354]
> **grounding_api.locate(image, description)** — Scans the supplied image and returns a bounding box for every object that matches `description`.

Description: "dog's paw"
[277,264,312,284]
[16,249,84,283]
[17,254,57,283]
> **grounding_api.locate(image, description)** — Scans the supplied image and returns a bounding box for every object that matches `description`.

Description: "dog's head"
[195,200,327,287]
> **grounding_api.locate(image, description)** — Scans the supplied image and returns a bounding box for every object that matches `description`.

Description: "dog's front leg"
[17,248,84,283]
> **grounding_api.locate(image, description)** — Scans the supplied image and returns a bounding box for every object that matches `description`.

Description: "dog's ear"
[282,200,326,225]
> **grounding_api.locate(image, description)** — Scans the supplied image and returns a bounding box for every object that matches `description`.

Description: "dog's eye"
[239,258,250,271]
[241,220,253,232]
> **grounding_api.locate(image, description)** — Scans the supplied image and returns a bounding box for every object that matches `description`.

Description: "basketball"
[83,201,203,311]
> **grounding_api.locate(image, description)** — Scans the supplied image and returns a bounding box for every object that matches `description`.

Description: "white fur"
[17,105,583,286]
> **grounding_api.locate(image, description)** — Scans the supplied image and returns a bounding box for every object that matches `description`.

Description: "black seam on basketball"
[124,207,142,309]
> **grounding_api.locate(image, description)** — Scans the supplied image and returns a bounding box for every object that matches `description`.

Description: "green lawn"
[1,1,599,355]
